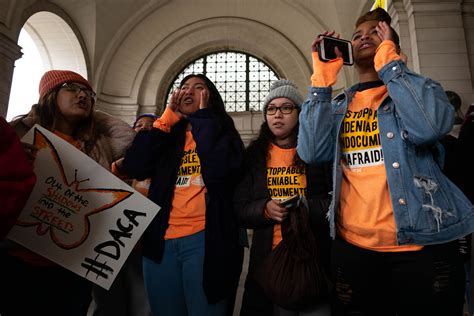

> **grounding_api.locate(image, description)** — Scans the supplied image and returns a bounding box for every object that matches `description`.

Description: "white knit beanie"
[262,79,304,120]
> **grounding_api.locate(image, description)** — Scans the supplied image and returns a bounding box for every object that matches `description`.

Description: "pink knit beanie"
[39,70,92,100]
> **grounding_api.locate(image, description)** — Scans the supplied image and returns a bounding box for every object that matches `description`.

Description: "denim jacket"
[297,59,474,246]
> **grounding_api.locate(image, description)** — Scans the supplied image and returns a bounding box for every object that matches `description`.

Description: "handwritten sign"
[7,125,159,289]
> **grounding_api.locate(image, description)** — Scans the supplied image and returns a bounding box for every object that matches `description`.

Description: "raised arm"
[297,32,344,164]
[122,92,185,181]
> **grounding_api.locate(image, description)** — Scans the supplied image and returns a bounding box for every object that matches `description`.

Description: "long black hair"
[12,84,99,155]
[179,74,241,141]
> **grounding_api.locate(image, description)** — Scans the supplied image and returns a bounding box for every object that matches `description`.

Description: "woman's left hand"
[199,89,209,110]
[376,21,394,43]
[168,89,186,119]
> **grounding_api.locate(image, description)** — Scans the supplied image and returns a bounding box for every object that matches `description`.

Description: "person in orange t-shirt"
[118,74,244,316]
[235,80,332,315]
[297,8,469,316]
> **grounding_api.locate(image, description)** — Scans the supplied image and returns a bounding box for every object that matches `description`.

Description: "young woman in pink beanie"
[1,70,134,316]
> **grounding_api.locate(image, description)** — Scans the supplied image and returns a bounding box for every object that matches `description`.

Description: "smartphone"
[279,195,300,208]
[317,36,354,66]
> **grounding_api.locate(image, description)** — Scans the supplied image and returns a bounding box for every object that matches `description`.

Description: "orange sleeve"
[111,161,129,180]
[311,51,343,87]
[152,107,181,133]
[374,40,401,72]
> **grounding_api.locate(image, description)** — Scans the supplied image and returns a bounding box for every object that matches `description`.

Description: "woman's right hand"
[311,31,340,53]
[311,31,343,87]
[264,199,289,223]
[167,89,186,119]
[21,142,37,163]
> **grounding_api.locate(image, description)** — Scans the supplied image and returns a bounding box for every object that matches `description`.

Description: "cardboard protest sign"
[7,125,159,289]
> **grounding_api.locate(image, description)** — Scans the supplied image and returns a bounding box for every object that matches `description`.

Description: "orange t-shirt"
[53,130,83,150]
[338,86,422,252]
[10,130,84,266]
[266,144,306,249]
[164,131,206,239]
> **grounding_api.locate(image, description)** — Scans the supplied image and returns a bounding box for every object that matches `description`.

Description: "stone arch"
[20,5,89,77]
[20,11,88,78]
[3,1,90,116]
[139,17,310,115]
[98,16,329,121]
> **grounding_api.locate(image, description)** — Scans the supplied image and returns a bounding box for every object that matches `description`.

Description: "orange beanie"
[39,70,92,100]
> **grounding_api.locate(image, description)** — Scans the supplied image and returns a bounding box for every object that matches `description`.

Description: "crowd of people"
[1,7,473,316]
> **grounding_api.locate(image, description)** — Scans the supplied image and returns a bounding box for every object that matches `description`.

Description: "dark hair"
[35,88,61,128]
[245,122,274,168]
[133,114,159,128]
[356,8,400,48]
[23,85,98,155]
[179,74,241,141]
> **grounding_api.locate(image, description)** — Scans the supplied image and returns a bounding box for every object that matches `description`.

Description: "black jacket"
[234,144,332,315]
[122,108,244,303]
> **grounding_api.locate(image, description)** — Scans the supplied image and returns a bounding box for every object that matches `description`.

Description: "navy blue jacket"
[122,108,244,303]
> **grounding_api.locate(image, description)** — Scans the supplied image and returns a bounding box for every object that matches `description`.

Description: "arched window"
[7,11,88,120]
[168,51,279,112]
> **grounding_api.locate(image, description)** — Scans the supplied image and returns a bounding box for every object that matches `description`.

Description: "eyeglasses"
[61,83,96,100]
[266,104,296,115]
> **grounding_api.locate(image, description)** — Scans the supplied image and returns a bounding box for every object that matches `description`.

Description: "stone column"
[0,33,22,117]
[390,1,413,69]
[404,0,473,109]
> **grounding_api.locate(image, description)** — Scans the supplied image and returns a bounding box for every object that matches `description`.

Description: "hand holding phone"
[311,31,344,87]
[265,199,289,222]
[317,36,354,66]
[279,195,300,208]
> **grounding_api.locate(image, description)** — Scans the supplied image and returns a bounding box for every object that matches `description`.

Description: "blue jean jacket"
[297,60,474,246]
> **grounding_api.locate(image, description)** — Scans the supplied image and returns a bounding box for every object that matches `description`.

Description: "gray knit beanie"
[262,79,304,120]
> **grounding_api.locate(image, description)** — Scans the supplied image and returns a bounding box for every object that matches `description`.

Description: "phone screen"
[280,195,299,208]
[318,36,354,65]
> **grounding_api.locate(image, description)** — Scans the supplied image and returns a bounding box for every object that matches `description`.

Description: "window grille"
[167,51,279,112]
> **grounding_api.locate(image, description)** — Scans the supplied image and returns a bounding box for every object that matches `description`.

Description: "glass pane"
[167,52,279,112]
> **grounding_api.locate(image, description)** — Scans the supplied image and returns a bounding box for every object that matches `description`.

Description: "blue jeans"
[143,230,227,316]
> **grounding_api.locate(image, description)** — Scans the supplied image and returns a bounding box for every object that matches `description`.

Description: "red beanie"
[39,70,93,100]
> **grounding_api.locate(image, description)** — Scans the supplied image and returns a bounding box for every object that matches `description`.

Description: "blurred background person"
[117,74,244,315]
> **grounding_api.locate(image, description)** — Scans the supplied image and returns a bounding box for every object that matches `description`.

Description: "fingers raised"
[265,200,289,223]
[199,89,209,109]
[376,21,393,42]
